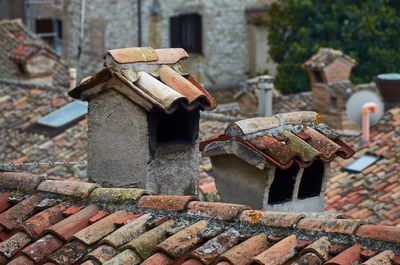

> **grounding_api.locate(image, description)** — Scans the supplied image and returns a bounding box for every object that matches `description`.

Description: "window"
[298,160,325,199]
[344,154,380,173]
[268,163,299,204]
[38,101,88,128]
[312,70,324,83]
[28,101,88,137]
[35,19,63,54]
[170,14,202,54]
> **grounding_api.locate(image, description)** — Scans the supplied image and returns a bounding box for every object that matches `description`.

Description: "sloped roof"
[0,19,68,87]
[326,107,400,226]
[0,172,398,264]
[69,47,216,114]
[0,82,87,178]
[304,48,357,70]
[201,111,354,169]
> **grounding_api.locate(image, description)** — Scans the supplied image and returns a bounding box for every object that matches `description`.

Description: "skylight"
[38,101,88,128]
[343,154,380,173]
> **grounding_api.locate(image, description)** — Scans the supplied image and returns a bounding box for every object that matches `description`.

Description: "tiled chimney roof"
[0,172,398,264]
[304,47,357,70]
[201,111,354,169]
[69,47,216,114]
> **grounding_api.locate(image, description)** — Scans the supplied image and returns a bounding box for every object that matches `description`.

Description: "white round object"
[346,90,384,127]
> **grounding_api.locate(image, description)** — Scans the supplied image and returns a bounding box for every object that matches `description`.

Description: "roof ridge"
[0,172,399,251]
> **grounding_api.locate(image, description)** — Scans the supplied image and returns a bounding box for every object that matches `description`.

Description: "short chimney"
[68,47,216,195]
[304,48,358,130]
[202,112,354,211]
[256,75,274,117]
[374,73,400,111]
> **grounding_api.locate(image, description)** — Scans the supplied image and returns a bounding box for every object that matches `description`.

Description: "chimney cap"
[202,111,355,170]
[304,47,357,70]
[69,47,216,113]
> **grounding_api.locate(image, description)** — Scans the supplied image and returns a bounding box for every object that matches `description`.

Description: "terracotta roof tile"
[122,219,175,260]
[7,255,35,265]
[37,180,99,199]
[72,210,129,245]
[0,177,396,264]
[44,205,100,241]
[63,205,84,217]
[202,111,354,169]
[138,195,197,212]
[304,47,357,70]
[142,252,173,265]
[70,46,216,113]
[0,172,45,192]
[156,220,209,258]
[88,210,109,224]
[84,244,117,264]
[0,195,41,231]
[187,201,250,221]
[252,235,298,265]
[355,224,400,244]
[88,187,148,203]
[218,233,268,265]
[100,213,151,248]
[239,210,304,228]
[300,236,331,262]
[189,228,241,264]
[0,231,31,260]
[104,47,159,64]
[48,240,88,265]
[296,218,362,235]
[152,48,189,64]
[361,250,395,265]
[104,249,142,265]
[0,193,11,214]
[21,202,69,239]
[325,244,362,265]
[21,234,64,263]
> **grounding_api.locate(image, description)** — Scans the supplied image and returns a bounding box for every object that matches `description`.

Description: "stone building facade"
[2,0,276,86]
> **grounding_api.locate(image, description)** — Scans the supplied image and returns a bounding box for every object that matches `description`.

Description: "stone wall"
[25,0,276,85]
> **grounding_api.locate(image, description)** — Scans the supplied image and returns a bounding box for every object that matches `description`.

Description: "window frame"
[170,13,203,54]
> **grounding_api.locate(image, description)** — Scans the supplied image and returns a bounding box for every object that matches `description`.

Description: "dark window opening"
[312,70,324,83]
[298,160,325,199]
[155,110,199,143]
[35,19,63,54]
[268,163,299,204]
[170,13,202,54]
[330,96,338,112]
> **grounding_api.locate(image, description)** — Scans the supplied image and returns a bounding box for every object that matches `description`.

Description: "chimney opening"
[298,160,324,199]
[268,163,299,204]
[312,70,324,83]
[153,109,199,144]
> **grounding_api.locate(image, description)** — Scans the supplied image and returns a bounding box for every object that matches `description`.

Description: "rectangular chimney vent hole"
[155,110,199,144]
[298,160,324,199]
[268,163,299,205]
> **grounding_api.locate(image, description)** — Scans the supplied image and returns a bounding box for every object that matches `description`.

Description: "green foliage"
[266,0,400,94]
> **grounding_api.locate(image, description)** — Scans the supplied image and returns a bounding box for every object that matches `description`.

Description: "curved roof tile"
[70,46,216,113]
[202,111,355,169]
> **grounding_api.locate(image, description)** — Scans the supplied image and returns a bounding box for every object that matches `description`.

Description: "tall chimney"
[68,47,216,195]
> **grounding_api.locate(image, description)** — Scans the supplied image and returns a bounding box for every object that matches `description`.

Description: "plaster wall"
[87,89,149,188]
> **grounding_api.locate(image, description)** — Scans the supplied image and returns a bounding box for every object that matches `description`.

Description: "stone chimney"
[201,112,354,212]
[304,48,358,130]
[69,47,216,195]
[11,43,59,85]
